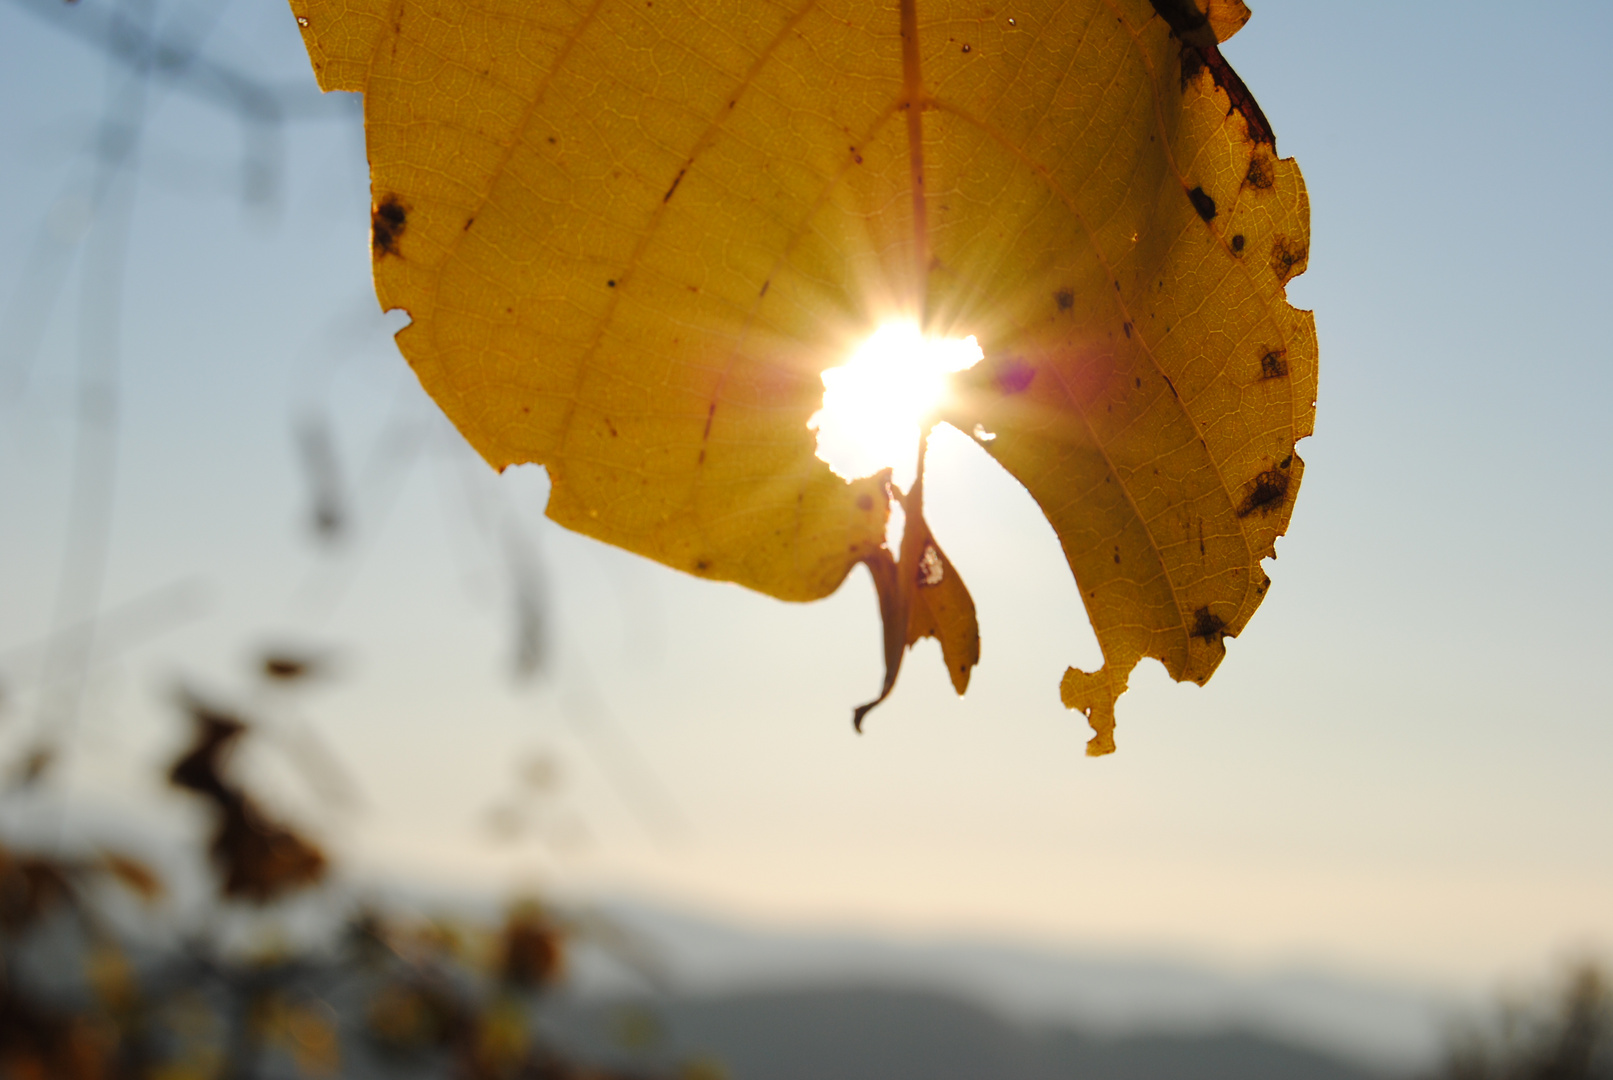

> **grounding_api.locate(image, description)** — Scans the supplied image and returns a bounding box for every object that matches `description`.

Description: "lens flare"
[808,322,982,489]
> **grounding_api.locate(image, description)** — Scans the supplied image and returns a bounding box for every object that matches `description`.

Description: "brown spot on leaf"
[1054,288,1074,312]
[1270,237,1308,285]
[1179,41,1206,87]
[372,195,407,257]
[1162,5,1275,147]
[1231,233,1245,253]
[695,559,710,572]
[1260,349,1289,379]
[662,166,687,202]
[1201,43,1277,148]
[1245,151,1275,189]
[1188,185,1217,221]
[856,494,874,511]
[1190,606,1226,640]
[696,401,717,466]
[1235,467,1290,517]
[1149,0,1213,46]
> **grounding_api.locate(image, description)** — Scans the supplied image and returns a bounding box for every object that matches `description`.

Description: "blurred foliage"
[1429,963,1613,1080]
[0,695,712,1080]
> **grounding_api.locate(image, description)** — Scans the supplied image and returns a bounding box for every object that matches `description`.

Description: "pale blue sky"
[1,0,1609,991]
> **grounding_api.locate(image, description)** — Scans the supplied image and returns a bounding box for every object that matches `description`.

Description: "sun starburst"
[808,322,982,490]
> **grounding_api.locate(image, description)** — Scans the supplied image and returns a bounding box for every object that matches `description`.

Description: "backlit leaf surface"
[289,0,1315,753]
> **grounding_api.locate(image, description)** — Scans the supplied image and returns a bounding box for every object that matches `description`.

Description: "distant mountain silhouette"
[563,897,1447,1072]
[544,986,1389,1080]
[0,800,1437,1077]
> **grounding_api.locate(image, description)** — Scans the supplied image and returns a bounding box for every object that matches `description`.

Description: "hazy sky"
[1,0,1610,992]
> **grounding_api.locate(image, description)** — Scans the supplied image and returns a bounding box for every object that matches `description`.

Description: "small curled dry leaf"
[168,693,328,903]
[100,853,164,903]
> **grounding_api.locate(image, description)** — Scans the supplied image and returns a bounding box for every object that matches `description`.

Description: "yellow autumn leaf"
[288,0,1314,753]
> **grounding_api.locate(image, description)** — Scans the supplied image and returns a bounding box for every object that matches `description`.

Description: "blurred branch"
[560,662,688,846]
[27,0,156,819]
[294,410,349,544]
[0,577,210,682]
[504,522,549,683]
[4,0,352,124]
[1,0,354,399]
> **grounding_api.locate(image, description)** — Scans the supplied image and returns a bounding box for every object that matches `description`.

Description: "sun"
[808,322,983,490]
